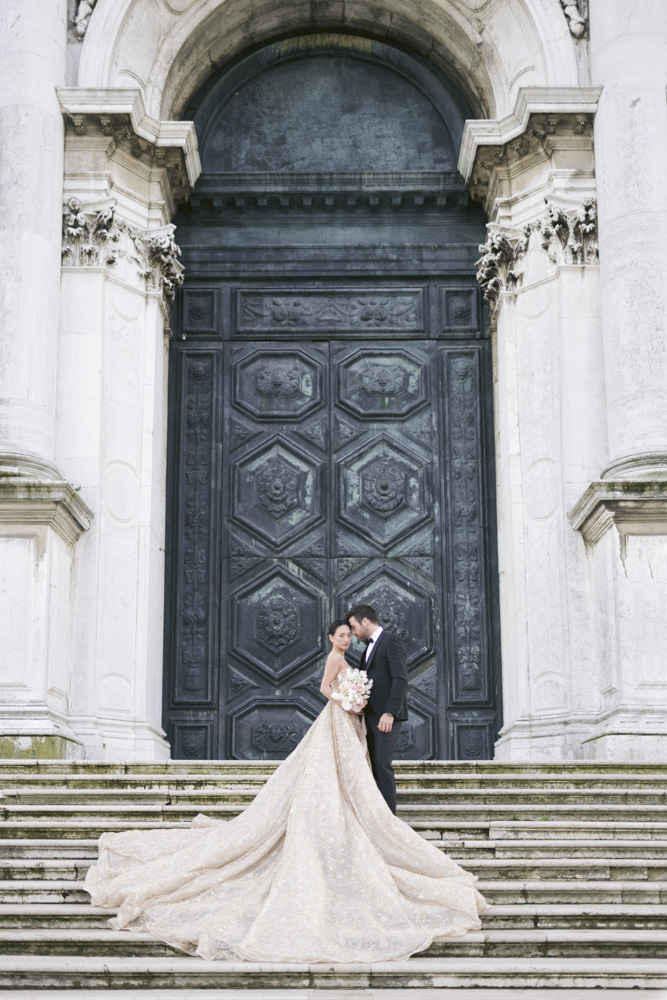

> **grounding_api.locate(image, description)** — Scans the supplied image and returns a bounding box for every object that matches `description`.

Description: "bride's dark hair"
[328,618,351,638]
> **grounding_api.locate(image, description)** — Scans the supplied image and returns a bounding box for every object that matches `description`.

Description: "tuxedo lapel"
[364,630,387,672]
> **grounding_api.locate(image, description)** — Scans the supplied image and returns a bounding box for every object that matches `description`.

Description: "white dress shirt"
[364,625,383,662]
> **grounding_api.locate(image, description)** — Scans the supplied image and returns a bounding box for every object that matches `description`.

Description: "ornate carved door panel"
[163,33,501,760]
[165,327,499,760]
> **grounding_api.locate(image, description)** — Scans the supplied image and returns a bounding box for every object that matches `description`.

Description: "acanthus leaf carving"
[475,232,523,307]
[62,198,184,307]
[476,199,598,308]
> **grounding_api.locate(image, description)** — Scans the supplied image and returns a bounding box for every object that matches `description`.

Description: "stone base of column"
[64,718,170,762]
[0,706,84,760]
[582,717,667,762]
[494,717,599,762]
[0,478,93,759]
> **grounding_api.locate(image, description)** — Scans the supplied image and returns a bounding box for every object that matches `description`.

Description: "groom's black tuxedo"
[362,630,409,721]
[360,629,408,814]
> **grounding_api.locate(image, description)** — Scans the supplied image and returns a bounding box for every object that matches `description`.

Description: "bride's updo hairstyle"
[328,618,351,639]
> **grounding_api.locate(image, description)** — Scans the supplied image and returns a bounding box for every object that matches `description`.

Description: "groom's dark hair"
[346,603,379,624]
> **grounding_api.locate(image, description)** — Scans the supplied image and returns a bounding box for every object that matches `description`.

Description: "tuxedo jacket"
[360,629,409,721]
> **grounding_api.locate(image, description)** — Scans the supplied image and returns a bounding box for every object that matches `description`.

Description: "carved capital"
[475,232,524,307]
[62,199,184,307]
[525,199,598,267]
[560,0,587,38]
[476,198,598,308]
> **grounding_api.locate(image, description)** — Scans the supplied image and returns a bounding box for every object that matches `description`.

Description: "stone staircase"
[1,760,667,990]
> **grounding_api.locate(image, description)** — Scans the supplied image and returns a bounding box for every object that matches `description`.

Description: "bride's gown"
[85,669,487,963]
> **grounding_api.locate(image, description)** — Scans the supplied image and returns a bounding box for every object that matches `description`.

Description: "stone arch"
[79,0,580,124]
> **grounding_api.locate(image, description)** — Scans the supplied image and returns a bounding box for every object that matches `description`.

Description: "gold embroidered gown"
[85,670,487,963]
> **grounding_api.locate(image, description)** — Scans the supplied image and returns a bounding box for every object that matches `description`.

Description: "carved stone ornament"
[256,459,300,518]
[256,596,299,652]
[466,109,596,207]
[475,232,523,307]
[73,0,97,39]
[560,0,587,38]
[62,198,184,306]
[476,199,598,307]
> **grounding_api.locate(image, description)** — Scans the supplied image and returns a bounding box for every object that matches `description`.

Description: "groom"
[346,603,408,814]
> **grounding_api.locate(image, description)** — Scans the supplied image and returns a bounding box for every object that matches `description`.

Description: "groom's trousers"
[365,713,402,814]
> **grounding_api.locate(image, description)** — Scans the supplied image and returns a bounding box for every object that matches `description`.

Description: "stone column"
[461,87,606,760]
[55,89,199,760]
[567,2,667,760]
[0,0,67,475]
[590,0,667,478]
[0,1,97,758]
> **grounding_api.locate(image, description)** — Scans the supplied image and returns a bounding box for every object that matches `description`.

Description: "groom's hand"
[378,713,394,733]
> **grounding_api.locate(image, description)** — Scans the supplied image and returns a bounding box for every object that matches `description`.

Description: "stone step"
[5,802,667,823]
[4,879,667,906]
[2,838,666,876]
[2,902,667,931]
[1,927,667,959]
[3,759,666,771]
[3,954,667,989]
[6,818,667,842]
[6,786,667,805]
[5,857,667,882]
[5,772,667,790]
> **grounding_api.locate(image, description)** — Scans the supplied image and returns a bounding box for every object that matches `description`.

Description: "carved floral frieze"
[476,199,598,307]
[62,198,184,306]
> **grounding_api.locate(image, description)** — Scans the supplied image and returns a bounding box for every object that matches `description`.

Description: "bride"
[85,619,487,963]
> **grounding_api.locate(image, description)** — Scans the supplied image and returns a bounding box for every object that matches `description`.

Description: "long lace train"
[85,699,487,962]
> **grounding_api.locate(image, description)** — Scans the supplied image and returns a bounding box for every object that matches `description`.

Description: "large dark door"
[163,34,501,760]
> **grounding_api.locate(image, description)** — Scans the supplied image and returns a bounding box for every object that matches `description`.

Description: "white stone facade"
[1,0,666,762]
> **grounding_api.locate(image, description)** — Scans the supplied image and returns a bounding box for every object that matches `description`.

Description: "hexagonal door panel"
[232,568,323,681]
[337,348,427,419]
[339,566,433,668]
[233,349,323,418]
[231,700,319,760]
[338,435,430,548]
[233,437,323,546]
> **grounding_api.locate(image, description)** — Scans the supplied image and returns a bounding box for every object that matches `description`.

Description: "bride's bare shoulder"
[323,651,347,673]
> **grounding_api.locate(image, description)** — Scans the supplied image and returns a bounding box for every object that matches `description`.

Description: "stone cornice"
[569,481,667,546]
[57,88,201,202]
[0,479,94,547]
[458,87,601,210]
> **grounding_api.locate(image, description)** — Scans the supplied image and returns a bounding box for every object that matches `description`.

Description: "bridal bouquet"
[332,667,373,713]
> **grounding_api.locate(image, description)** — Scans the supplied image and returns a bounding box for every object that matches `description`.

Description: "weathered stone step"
[5,857,666,882]
[4,878,667,906]
[2,838,667,876]
[2,926,667,959]
[6,818,667,842]
[3,954,667,989]
[3,902,667,931]
[6,786,667,805]
[0,839,99,859]
[3,760,666,773]
[6,802,667,824]
[5,771,667,789]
